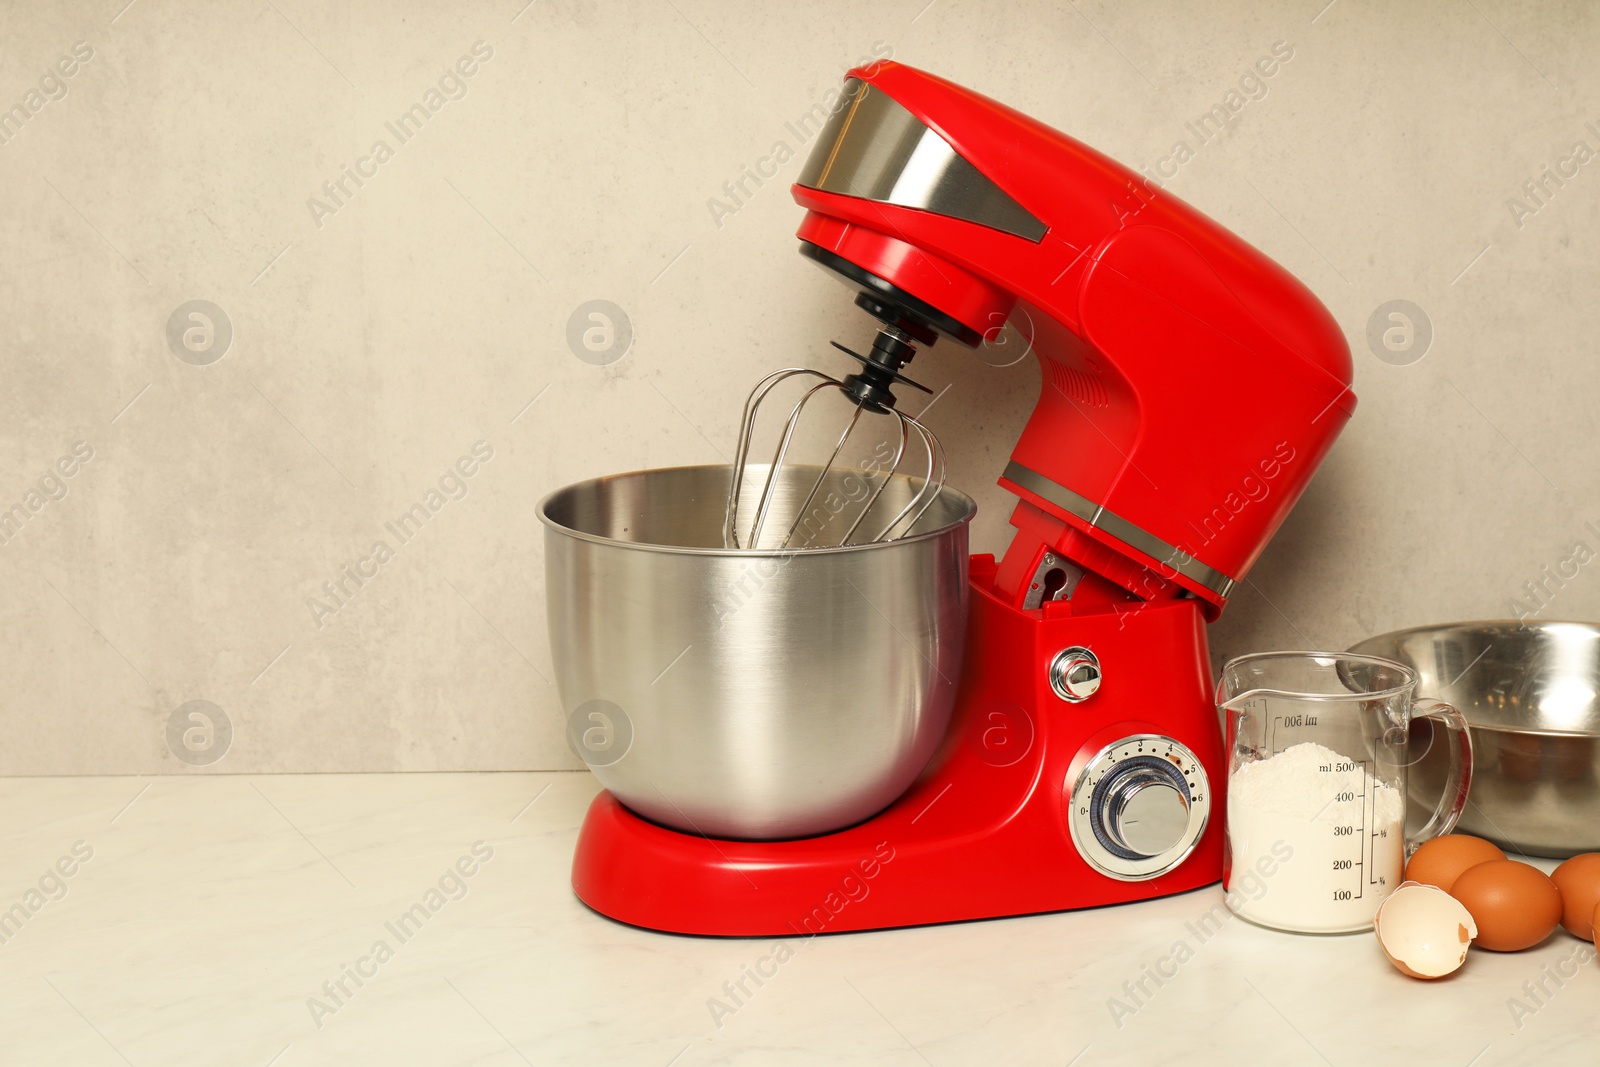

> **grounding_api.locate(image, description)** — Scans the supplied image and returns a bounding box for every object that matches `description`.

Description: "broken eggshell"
[1374,881,1478,979]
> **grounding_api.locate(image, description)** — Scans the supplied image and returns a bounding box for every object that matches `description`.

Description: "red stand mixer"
[558,62,1355,935]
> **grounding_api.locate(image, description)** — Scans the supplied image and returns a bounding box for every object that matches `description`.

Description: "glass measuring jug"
[1217,652,1473,934]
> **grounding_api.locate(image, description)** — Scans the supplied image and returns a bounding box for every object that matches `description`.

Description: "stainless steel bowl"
[1350,621,1600,857]
[538,464,975,840]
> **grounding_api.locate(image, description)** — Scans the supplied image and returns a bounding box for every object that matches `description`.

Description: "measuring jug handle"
[1408,699,1474,849]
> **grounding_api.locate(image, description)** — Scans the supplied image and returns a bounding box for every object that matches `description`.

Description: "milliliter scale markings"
[1319,754,1383,901]
[1273,712,1383,902]
[1267,710,1320,755]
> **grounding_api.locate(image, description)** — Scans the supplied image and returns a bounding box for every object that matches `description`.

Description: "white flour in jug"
[1226,741,1405,933]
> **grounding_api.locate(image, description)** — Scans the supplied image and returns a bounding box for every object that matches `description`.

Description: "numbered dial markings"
[1069,734,1210,881]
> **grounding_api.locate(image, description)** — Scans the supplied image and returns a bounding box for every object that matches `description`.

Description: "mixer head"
[723,293,949,551]
[780,61,1356,618]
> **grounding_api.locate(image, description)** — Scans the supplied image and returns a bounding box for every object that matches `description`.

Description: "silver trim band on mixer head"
[797,79,1048,242]
[1002,460,1238,599]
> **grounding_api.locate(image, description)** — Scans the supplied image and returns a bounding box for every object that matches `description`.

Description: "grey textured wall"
[3,0,1595,773]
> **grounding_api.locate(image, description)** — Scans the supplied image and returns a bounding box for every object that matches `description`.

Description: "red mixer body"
[574,558,1224,935]
[571,61,1354,935]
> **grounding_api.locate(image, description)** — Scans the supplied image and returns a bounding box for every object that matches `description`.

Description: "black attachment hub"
[834,328,933,414]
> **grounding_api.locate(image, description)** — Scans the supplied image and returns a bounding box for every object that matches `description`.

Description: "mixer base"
[570,556,1226,936]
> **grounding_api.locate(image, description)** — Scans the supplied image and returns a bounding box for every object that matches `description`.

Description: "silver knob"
[1049,647,1101,702]
[1104,769,1191,857]
[1069,735,1210,881]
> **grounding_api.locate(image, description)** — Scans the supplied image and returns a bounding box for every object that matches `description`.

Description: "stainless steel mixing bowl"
[538,464,975,840]
[1350,621,1600,857]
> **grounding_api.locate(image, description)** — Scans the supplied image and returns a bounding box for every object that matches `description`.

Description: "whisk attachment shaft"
[832,325,932,413]
[723,326,948,551]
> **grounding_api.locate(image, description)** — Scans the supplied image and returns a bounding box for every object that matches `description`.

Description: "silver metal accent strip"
[1001,460,1238,599]
[797,80,1047,242]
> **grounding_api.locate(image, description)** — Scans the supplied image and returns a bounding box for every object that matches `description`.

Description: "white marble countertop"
[1,771,1591,1065]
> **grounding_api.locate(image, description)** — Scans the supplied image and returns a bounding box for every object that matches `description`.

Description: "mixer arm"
[996,220,1355,617]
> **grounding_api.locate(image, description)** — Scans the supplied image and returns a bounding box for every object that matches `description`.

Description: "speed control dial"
[1069,734,1210,881]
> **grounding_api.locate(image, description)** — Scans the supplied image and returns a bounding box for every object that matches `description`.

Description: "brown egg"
[1450,860,1562,951]
[1404,835,1507,892]
[1551,853,1600,938]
